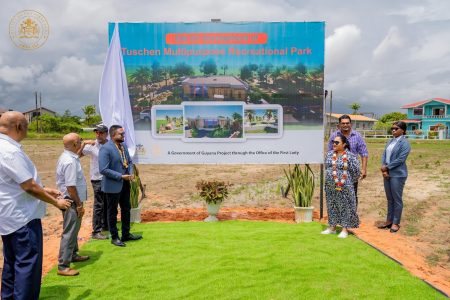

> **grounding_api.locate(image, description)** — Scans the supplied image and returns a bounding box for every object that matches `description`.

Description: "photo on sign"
[151,105,184,139]
[183,102,245,142]
[244,105,283,138]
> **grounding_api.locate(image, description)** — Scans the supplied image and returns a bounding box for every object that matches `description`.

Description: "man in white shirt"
[81,124,109,240]
[0,111,71,300]
[56,133,90,276]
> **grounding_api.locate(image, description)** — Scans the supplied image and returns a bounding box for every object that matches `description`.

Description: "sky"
[1,0,450,118]
[185,104,243,119]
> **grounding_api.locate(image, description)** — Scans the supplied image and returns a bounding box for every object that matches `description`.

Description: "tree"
[173,62,194,78]
[129,67,151,96]
[349,102,361,114]
[379,112,407,123]
[221,64,228,75]
[151,61,162,83]
[199,59,217,75]
[240,65,252,81]
[82,105,96,126]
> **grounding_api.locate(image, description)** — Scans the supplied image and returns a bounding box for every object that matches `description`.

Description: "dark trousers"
[384,177,406,224]
[91,180,108,234]
[106,181,131,240]
[58,202,82,270]
[1,219,43,300]
[353,181,359,209]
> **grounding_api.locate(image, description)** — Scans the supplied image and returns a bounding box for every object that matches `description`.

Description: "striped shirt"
[328,130,369,158]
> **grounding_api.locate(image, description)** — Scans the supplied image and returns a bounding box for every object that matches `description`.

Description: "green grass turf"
[40,221,445,300]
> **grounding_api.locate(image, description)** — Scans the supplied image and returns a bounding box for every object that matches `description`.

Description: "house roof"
[182,76,248,89]
[401,98,450,109]
[328,113,377,122]
[22,107,56,114]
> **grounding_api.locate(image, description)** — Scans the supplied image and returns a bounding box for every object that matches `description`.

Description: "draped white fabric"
[98,23,136,157]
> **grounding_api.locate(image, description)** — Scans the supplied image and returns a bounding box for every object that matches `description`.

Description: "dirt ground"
[0,140,448,296]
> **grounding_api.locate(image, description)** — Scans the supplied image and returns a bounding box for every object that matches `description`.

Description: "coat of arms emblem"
[9,10,49,50]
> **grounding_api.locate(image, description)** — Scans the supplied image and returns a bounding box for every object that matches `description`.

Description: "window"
[413,108,423,116]
[411,125,417,130]
[433,108,444,116]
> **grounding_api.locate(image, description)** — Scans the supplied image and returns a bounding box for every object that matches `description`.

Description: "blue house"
[401,98,450,139]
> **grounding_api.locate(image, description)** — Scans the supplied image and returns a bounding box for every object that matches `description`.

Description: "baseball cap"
[94,124,108,133]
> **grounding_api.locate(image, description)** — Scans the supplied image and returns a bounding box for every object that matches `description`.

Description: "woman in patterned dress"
[321,135,360,238]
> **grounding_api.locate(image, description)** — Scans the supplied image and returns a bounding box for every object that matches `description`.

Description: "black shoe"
[111,238,126,247]
[92,233,108,240]
[121,233,142,241]
[377,223,392,229]
[390,225,400,233]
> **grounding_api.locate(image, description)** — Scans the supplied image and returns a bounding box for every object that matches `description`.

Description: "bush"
[195,180,230,204]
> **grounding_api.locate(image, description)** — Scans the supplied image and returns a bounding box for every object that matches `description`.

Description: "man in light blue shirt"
[0,111,71,300]
[56,133,90,276]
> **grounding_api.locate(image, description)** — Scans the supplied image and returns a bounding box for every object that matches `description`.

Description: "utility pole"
[35,91,39,132]
[329,90,333,137]
[39,92,42,133]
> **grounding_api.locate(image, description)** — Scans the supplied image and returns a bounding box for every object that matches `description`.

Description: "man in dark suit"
[99,125,142,247]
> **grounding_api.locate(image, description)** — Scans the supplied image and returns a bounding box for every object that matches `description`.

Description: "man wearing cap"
[81,124,109,240]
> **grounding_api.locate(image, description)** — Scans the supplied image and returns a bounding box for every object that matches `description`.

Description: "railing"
[422,114,450,119]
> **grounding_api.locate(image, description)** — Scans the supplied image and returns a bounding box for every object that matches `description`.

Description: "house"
[401,98,450,139]
[23,107,56,123]
[182,76,248,101]
[327,113,378,131]
[187,116,231,130]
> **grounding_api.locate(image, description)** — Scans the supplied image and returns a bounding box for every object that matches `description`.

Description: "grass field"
[40,221,445,300]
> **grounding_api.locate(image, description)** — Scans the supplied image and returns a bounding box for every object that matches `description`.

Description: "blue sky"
[155,109,183,119]
[185,104,242,118]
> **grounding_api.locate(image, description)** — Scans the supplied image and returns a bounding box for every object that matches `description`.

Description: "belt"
[91,180,102,183]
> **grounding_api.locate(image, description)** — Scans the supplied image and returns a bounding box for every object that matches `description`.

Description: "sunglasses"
[332,140,341,145]
[391,127,400,131]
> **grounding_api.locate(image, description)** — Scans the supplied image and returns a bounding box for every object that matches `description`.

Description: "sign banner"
[109,22,325,164]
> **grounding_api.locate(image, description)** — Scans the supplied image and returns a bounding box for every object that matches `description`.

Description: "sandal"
[377,223,392,229]
[390,225,400,233]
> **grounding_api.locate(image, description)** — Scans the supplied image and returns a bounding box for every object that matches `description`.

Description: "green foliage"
[284,164,315,207]
[195,180,230,204]
[379,112,407,123]
[199,58,217,75]
[349,102,361,114]
[30,114,82,133]
[82,105,97,126]
[130,166,141,208]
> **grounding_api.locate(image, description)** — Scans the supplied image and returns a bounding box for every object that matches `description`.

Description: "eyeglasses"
[391,127,400,131]
[118,132,125,136]
[332,140,341,145]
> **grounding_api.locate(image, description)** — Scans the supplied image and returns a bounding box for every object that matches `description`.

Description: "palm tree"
[264,109,274,122]
[129,67,151,97]
[82,105,96,126]
[221,64,228,75]
[349,102,361,114]
[245,110,255,123]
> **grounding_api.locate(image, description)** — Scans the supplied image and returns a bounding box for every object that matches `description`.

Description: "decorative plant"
[195,180,230,204]
[283,164,315,207]
[130,165,144,209]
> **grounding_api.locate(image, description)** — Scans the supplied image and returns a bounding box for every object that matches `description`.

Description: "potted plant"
[196,180,230,222]
[130,165,146,223]
[284,164,315,223]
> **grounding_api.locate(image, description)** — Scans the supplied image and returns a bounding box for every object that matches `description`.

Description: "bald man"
[55,133,90,276]
[0,111,71,300]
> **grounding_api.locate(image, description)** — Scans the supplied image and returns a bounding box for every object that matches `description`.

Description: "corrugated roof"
[400,119,421,123]
[328,113,377,122]
[401,98,450,108]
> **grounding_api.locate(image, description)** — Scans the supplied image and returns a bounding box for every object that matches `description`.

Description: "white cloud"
[36,56,102,91]
[410,30,450,61]
[390,1,450,23]
[0,65,43,85]
[325,25,361,70]
[373,26,403,59]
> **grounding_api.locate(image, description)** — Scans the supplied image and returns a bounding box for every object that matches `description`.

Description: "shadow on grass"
[40,285,92,300]
[72,250,103,270]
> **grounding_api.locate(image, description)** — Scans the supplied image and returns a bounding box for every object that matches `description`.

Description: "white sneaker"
[338,231,348,238]
[321,228,336,234]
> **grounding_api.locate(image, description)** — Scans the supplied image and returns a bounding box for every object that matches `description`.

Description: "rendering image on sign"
[112,22,325,163]
[151,105,183,139]
[183,102,244,142]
